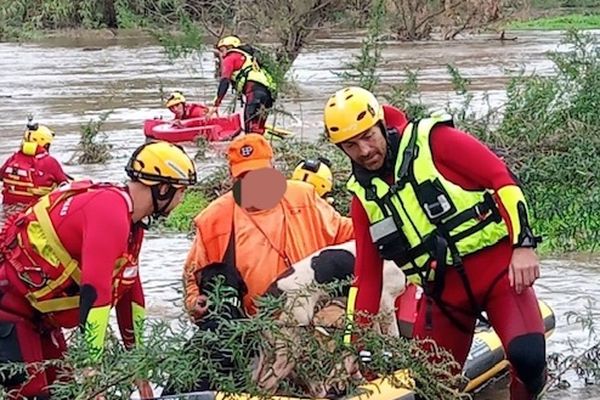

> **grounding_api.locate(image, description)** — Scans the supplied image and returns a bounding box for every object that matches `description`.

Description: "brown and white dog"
[271,240,407,337]
[255,240,407,396]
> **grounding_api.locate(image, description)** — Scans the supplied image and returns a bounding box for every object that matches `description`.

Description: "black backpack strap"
[222,213,236,267]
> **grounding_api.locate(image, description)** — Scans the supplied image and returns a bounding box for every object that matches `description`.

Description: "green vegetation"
[162,189,209,232]
[0,281,468,400]
[545,296,600,395]
[477,30,600,254]
[508,14,600,30]
[337,0,386,92]
[530,0,600,9]
[67,111,113,165]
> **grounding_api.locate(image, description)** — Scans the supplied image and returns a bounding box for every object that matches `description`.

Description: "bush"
[488,30,600,253]
[68,111,113,165]
[0,282,468,400]
[162,189,209,232]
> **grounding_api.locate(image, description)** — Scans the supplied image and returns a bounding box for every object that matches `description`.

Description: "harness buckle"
[474,204,487,221]
[18,267,48,289]
[423,194,452,220]
[365,188,378,201]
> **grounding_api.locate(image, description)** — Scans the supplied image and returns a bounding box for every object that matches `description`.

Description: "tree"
[387,0,529,41]
[150,0,345,82]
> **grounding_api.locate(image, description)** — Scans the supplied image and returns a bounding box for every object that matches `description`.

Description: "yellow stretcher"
[264,124,295,140]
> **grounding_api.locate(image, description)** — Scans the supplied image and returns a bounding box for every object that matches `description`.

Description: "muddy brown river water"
[1,28,599,399]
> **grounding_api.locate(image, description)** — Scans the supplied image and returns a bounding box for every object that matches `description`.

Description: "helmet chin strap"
[379,121,396,174]
[141,185,177,229]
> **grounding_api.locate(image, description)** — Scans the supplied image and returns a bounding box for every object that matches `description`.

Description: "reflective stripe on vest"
[347,113,509,285]
[12,181,136,313]
[227,48,276,93]
[2,154,57,198]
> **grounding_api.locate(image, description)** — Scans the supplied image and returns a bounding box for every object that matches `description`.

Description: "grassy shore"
[507,14,600,30]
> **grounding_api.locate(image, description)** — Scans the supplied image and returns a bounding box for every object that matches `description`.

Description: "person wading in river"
[165,91,209,122]
[324,86,546,400]
[1,122,70,206]
[205,35,277,135]
[0,141,196,400]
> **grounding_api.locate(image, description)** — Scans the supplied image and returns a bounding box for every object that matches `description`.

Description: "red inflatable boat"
[143,114,242,143]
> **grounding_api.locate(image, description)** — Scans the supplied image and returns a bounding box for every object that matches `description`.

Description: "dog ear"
[238,277,249,298]
[194,270,203,288]
[196,262,229,285]
[311,250,354,281]
[310,249,355,298]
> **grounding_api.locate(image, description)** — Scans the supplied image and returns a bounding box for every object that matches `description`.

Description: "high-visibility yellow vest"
[347,112,509,286]
[227,48,276,94]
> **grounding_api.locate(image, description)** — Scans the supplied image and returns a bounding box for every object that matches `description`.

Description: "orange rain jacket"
[183,180,354,315]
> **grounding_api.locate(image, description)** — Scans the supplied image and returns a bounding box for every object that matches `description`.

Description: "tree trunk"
[103,0,118,28]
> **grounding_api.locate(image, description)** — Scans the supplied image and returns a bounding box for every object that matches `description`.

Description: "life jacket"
[1,143,59,202]
[346,112,509,287]
[0,180,144,320]
[226,48,276,95]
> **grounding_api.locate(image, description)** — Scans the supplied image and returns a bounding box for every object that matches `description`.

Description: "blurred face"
[339,124,387,171]
[233,168,287,211]
[169,104,184,118]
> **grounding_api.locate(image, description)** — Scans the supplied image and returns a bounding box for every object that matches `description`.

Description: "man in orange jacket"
[0,141,197,399]
[1,123,70,206]
[182,134,354,321]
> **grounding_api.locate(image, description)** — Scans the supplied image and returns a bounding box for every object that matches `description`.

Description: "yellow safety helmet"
[217,35,241,49]
[323,86,384,144]
[23,124,55,147]
[125,141,197,188]
[291,158,333,198]
[165,91,186,108]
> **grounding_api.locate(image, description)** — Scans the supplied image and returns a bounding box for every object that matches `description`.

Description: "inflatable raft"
[143,116,295,144]
[143,114,242,143]
[153,299,554,399]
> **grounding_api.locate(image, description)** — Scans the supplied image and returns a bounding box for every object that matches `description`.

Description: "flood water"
[1,28,599,399]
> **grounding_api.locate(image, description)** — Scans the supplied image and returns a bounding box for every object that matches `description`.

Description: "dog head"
[195,262,248,323]
[310,248,355,297]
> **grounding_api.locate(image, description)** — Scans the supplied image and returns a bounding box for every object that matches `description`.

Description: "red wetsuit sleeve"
[115,276,145,349]
[215,53,245,107]
[350,196,384,327]
[46,156,70,184]
[430,125,517,190]
[430,124,522,241]
[78,190,131,359]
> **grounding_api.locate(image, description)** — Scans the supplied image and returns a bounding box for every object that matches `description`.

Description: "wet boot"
[509,375,540,400]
